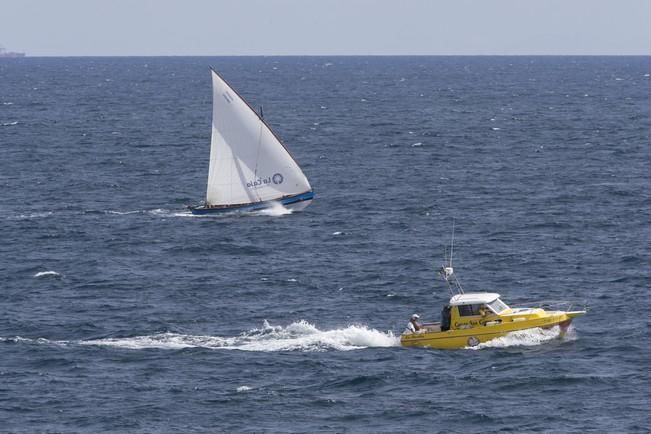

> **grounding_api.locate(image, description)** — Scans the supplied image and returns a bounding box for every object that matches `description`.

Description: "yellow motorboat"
[402,225,586,349]
[401,292,586,349]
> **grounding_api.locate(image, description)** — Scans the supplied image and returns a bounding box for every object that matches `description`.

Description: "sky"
[1,0,650,56]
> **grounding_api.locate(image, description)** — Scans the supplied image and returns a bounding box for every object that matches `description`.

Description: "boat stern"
[280,190,314,211]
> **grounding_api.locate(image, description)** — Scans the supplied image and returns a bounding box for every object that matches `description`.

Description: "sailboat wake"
[251,202,293,217]
[79,320,399,352]
[137,202,295,218]
[115,207,292,218]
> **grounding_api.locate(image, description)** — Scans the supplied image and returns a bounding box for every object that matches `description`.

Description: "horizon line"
[8,53,651,58]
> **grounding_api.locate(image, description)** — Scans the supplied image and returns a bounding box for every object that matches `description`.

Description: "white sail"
[206,69,311,206]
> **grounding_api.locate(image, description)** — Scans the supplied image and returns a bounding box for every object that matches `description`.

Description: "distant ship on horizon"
[0,46,26,58]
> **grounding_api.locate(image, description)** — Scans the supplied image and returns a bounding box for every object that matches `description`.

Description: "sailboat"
[190,67,314,215]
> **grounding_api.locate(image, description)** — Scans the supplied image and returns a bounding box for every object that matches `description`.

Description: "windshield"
[487,298,509,314]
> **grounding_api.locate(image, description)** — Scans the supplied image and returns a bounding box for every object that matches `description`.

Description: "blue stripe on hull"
[189,191,314,215]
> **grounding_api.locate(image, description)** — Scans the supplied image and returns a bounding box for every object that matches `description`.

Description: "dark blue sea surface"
[1,56,650,433]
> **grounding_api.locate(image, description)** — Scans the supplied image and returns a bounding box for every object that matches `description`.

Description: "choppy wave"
[105,210,143,215]
[80,320,399,352]
[470,326,572,349]
[6,211,54,221]
[33,270,61,278]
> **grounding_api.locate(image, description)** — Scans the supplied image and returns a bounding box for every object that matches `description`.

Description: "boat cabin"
[417,292,512,333]
[448,293,510,329]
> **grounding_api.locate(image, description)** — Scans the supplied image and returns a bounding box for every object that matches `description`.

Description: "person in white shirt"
[406,314,422,334]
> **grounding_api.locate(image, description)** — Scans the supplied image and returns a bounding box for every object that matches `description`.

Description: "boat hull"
[401,310,585,349]
[189,191,314,215]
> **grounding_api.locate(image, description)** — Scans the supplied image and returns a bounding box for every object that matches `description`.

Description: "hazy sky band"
[2,0,650,56]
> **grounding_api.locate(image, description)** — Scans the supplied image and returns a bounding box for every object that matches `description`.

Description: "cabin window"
[458,304,483,316]
[488,299,509,314]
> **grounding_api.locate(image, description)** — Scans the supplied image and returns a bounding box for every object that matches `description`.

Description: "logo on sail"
[246,173,284,189]
[272,173,284,185]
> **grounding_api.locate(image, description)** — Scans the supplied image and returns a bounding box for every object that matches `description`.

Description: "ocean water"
[1,56,650,433]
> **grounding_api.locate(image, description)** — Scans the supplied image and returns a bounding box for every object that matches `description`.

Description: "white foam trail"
[8,211,53,220]
[470,326,567,350]
[561,325,578,342]
[81,333,216,350]
[34,271,61,278]
[148,208,205,218]
[0,336,62,345]
[148,208,174,216]
[252,202,292,217]
[80,320,399,352]
[106,210,142,215]
[145,202,293,219]
[88,208,198,218]
[236,386,252,392]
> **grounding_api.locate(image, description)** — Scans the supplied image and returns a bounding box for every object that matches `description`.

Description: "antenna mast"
[450,219,455,269]
[438,218,463,295]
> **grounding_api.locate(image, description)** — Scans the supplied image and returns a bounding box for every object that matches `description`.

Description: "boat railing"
[510,300,587,312]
